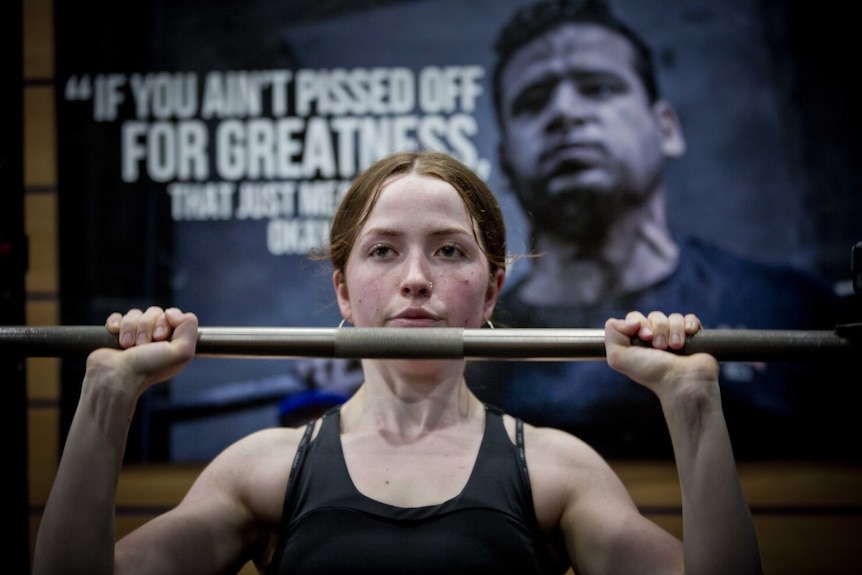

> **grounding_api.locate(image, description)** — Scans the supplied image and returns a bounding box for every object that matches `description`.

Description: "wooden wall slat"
[24,193,57,293]
[27,408,58,505]
[738,460,862,506]
[25,299,58,326]
[23,0,53,79]
[115,465,203,507]
[25,357,59,401]
[24,86,55,186]
[756,515,862,575]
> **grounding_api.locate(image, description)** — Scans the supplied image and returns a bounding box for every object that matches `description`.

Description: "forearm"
[662,389,762,575]
[34,375,138,575]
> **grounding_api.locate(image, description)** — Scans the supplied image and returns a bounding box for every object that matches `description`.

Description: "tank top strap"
[279,406,340,522]
[477,404,538,520]
[482,403,528,479]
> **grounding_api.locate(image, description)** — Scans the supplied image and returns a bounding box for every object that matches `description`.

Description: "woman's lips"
[389,310,440,327]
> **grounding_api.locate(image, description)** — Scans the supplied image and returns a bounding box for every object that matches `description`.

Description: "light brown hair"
[320,150,508,278]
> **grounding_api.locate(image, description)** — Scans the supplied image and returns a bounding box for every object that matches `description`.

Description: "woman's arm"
[605,311,762,575]
[34,307,199,575]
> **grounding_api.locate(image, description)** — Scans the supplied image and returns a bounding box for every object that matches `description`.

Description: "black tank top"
[266,404,569,574]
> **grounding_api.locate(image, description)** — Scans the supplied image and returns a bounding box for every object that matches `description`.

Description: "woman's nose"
[402,279,433,297]
[401,256,433,297]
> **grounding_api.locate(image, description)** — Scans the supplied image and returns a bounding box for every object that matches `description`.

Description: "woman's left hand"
[604,311,719,395]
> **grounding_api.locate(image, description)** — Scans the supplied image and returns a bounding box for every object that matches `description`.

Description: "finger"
[624,310,647,324]
[105,312,123,334]
[151,307,174,341]
[621,311,649,340]
[667,312,686,349]
[604,317,636,346]
[118,308,143,348]
[164,309,198,359]
[646,311,669,349]
[136,306,166,345]
[684,313,701,334]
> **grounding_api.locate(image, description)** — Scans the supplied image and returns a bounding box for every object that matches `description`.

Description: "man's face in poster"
[496,23,676,243]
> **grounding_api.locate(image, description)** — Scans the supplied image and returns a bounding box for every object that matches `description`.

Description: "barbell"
[0,325,856,361]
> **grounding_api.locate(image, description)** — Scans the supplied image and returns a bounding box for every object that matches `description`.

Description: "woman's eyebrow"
[361,226,473,238]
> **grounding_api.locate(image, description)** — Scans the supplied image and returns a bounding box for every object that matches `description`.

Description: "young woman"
[35,150,761,574]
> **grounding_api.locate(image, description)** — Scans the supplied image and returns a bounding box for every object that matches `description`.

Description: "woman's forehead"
[347,171,493,267]
[370,173,469,216]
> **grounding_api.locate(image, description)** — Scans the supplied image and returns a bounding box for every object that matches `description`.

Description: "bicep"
[562,474,683,575]
[528,428,682,575]
[115,430,293,575]
[115,487,255,574]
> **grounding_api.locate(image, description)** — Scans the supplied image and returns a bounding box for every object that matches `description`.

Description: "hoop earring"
[338,318,352,328]
[485,319,495,329]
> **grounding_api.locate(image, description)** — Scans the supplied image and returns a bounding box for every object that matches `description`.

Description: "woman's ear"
[483,268,505,321]
[333,270,351,322]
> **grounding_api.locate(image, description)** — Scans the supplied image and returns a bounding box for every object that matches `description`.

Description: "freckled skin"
[335,172,499,332]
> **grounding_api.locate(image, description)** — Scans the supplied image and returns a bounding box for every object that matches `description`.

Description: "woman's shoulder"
[190,424,319,527]
[520,418,629,498]
[201,424,314,482]
[509,418,633,531]
[236,423,312,449]
[496,411,612,471]
[524,421,608,465]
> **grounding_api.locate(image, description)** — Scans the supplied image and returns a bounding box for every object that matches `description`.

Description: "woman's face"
[335,172,503,330]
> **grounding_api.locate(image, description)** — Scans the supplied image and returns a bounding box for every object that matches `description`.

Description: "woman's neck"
[341,372,479,438]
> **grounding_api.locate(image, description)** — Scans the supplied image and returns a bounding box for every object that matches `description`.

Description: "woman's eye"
[438,244,465,258]
[370,245,394,258]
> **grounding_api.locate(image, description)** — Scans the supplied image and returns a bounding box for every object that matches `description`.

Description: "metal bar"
[0,325,856,361]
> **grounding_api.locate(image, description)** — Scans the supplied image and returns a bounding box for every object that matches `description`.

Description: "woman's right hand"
[86,306,199,397]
